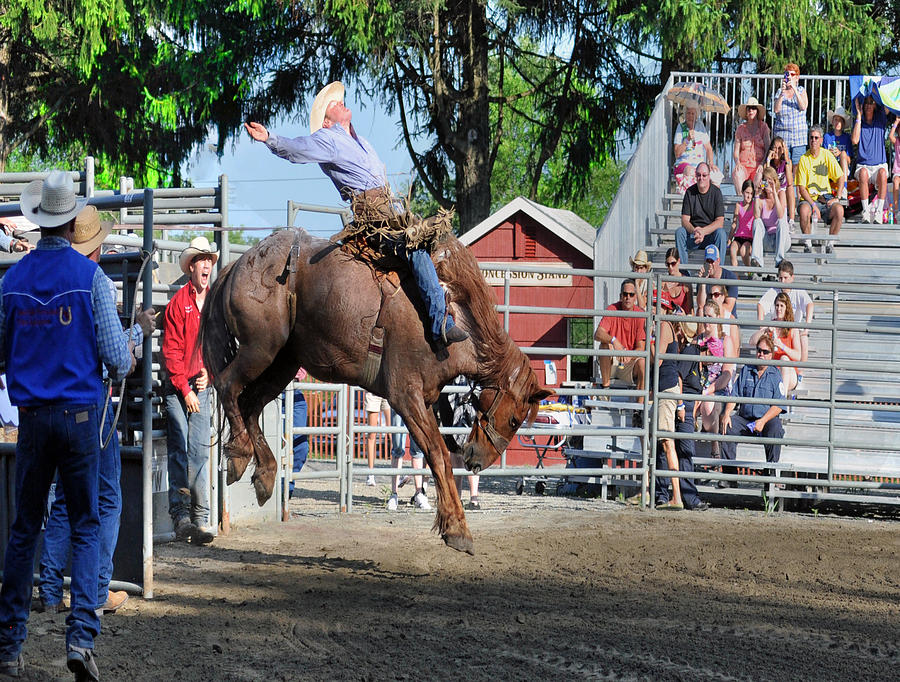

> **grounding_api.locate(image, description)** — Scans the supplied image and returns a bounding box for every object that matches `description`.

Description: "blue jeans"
[390,412,424,459]
[38,401,120,608]
[789,144,807,165]
[721,412,784,476]
[675,225,729,266]
[384,242,456,340]
[0,404,102,658]
[655,400,701,507]
[288,393,308,495]
[166,389,211,526]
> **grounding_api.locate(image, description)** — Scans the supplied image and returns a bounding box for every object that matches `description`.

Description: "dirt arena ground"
[19,477,900,681]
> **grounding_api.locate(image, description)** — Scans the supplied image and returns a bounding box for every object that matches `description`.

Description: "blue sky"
[182,85,416,238]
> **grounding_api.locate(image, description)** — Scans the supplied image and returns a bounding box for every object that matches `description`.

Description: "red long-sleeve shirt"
[162,281,205,398]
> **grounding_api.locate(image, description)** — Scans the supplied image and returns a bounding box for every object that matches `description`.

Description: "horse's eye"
[509,416,520,430]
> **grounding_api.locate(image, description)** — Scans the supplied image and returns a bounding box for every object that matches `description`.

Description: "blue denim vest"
[3,247,103,406]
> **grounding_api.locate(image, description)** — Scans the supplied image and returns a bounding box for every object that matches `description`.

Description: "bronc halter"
[469,356,534,456]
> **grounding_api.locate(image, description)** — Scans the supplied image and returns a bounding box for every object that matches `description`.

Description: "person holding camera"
[773,63,809,165]
[751,166,790,269]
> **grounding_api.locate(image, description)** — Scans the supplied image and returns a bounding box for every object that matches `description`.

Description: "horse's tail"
[198,259,240,382]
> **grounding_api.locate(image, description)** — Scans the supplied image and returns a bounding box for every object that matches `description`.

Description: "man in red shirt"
[162,236,217,545]
[594,279,647,398]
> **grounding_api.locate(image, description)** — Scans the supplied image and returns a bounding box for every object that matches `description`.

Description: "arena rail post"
[142,188,155,598]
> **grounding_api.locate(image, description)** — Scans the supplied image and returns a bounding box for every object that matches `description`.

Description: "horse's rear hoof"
[443,533,474,555]
[251,473,274,507]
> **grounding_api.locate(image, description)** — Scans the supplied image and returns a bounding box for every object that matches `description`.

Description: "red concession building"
[460,197,595,466]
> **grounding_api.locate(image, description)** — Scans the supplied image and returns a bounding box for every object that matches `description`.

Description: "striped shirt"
[773,86,808,148]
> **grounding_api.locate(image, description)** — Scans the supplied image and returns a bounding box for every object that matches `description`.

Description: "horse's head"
[462,361,552,474]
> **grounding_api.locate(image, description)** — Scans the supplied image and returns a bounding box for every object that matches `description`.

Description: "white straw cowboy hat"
[71,206,112,256]
[179,236,219,275]
[737,96,766,120]
[19,169,88,228]
[629,249,651,268]
[309,81,346,134]
[827,105,851,129]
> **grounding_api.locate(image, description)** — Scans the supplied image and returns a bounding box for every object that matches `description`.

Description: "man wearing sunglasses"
[718,334,785,487]
[594,280,647,422]
[677,162,728,267]
[796,125,846,253]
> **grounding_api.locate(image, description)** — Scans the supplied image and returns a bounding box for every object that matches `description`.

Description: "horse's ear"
[531,388,553,403]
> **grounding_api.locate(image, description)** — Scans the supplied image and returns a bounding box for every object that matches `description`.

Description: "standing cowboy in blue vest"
[0,170,134,681]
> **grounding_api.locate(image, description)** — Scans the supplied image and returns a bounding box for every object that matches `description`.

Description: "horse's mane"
[435,236,532,391]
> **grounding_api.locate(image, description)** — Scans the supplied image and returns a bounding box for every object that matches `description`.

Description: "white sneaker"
[864,206,873,223]
[875,208,884,224]
[413,491,431,510]
[386,494,398,511]
[789,219,797,234]
[365,475,376,486]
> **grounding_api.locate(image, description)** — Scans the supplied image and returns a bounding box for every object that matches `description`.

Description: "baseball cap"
[704,244,719,261]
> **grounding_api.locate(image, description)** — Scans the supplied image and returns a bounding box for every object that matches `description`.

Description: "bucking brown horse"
[199,229,550,553]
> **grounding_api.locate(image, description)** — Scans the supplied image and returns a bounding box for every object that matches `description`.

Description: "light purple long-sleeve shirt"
[264,124,388,198]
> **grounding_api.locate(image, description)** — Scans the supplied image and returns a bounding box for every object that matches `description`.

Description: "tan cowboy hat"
[309,81,346,134]
[71,206,112,256]
[679,320,699,340]
[827,105,850,129]
[737,96,766,121]
[629,249,651,268]
[19,169,88,228]
[179,236,219,275]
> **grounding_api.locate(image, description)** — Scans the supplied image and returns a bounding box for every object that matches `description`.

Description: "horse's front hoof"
[443,533,474,555]
[251,470,275,506]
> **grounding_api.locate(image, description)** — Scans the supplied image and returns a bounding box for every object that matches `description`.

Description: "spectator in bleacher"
[772,63,809,165]
[795,125,845,253]
[824,105,852,203]
[751,166,790,269]
[655,319,708,510]
[629,249,651,309]
[594,279,646,423]
[889,117,900,224]
[677,163,728,267]
[750,292,801,394]
[728,180,755,269]
[695,244,738,316]
[732,96,770,194]
[672,102,722,194]
[649,304,685,510]
[696,300,728,457]
[851,96,889,224]
[659,247,694,315]
[719,332,785,487]
[0,217,35,253]
[767,136,796,227]
[708,283,741,372]
[756,260,813,388]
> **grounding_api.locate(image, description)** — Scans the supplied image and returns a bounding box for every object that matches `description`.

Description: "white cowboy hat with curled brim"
[309,81,346,134]
[737,96,766,121]
[71,206,112,256]
[19,169,88,228]
[827,105,851,129]
[179,236,219,276]
[629,249,651,268]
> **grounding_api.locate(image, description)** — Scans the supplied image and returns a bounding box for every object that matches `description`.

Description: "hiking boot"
[412,489,431,510]
[386,493,399,511]
[189,525,214,545]
[96,590,129,616]
[442,325,469,346]
[0,654,24,677]
[66,647,99,682]
[32,596,67,614]
[174,517,195,541]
